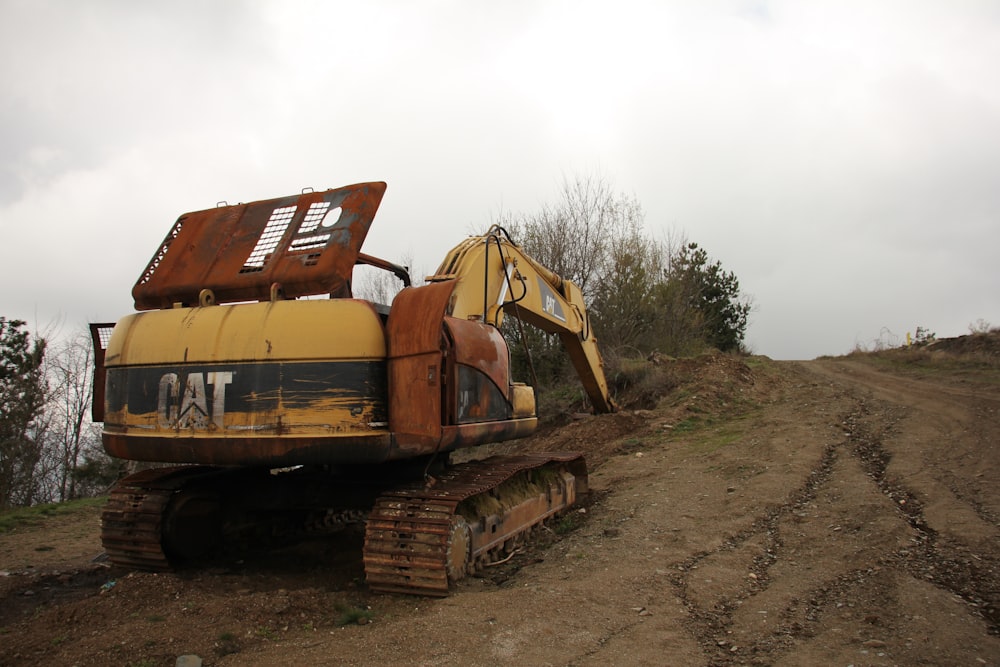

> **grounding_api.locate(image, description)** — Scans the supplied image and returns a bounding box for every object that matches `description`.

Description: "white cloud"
[0,0,997,357]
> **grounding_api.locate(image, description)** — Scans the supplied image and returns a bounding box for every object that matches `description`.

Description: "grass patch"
[873,348,998,372]
[334,602,375,626]
[672,417,702,433]
[0,497,106,534]
[691,423,745,453]
[553,513,583,535]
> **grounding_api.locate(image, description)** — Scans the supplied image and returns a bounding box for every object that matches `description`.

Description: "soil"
[2,341,999,666]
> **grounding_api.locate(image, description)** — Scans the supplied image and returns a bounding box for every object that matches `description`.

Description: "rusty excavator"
[90,181,616,596]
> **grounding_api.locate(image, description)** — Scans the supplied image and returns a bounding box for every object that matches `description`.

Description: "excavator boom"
[429,225,616,413]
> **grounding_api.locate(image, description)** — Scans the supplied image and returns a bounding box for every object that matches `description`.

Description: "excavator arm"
[427,226,616,414]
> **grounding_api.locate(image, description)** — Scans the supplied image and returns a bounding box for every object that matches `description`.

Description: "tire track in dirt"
[667,412,843,664]
[844,399,1000,636]
[811,360,1000,636]
[667,359,999,665]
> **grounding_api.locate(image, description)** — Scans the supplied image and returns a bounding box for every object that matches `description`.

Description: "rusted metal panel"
[437,419,536,449]
[103,431,395,466]
[385,280,456,450]
[467,469,576,556]
[443,316,509,393]
[443,316,515,425]
[132,182,386,310]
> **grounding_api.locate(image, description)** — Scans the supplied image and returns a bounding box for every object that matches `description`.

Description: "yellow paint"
[105,299,387,366]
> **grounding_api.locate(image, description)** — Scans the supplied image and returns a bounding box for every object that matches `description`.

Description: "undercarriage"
[101,453,587,596]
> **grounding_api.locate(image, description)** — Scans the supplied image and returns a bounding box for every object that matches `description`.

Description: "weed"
[554,513,582,535]
[254,626,279,641]
[334,602,375,626]
[215,631,241,657]
[672,417,700,433]
[146,614,166,622]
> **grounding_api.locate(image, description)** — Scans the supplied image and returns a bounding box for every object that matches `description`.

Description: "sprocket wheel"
[445,515,472,583]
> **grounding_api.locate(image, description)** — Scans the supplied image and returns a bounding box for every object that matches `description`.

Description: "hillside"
[1,337,998,666]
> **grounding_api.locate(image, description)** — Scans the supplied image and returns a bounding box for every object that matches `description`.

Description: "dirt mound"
[514,351,760,467]
[924,330,1000,358]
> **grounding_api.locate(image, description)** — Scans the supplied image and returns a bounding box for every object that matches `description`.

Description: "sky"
[1,0,998,360]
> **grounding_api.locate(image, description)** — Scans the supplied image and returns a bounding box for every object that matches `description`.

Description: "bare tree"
[498,174,649,384]
[352,253,421,305]
[44,332,99,501]
[511,173,643,304]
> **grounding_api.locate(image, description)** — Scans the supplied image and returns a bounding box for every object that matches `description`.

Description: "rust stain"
[132,182,387,310]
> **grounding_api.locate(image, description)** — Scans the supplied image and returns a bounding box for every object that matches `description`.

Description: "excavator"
[90,181,616,596]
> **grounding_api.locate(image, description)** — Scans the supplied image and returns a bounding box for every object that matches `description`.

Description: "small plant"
[334,602,375,626]
[554,513,582,535]
[672,417,700,433]
[146,614,166,622]
[254,626,279,641]
[215,631,240,657]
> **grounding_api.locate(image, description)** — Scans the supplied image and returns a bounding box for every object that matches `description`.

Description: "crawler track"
[100,454,587,597]
[364,453,587,596]
[101,466,223,571]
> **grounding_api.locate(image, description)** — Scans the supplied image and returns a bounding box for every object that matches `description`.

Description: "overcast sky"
[1,0,997,359]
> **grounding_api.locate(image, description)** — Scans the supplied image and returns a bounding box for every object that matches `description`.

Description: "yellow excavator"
[90,181,616,595]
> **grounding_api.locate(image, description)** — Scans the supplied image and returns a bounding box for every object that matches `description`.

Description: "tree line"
[0,319,119,510]
[496,175,752,388]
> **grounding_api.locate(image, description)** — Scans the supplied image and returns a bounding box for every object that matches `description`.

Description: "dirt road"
[1,351,998,666]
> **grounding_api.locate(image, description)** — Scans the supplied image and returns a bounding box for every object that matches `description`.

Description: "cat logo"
[535,277,567,322]
[157,371,234,429]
